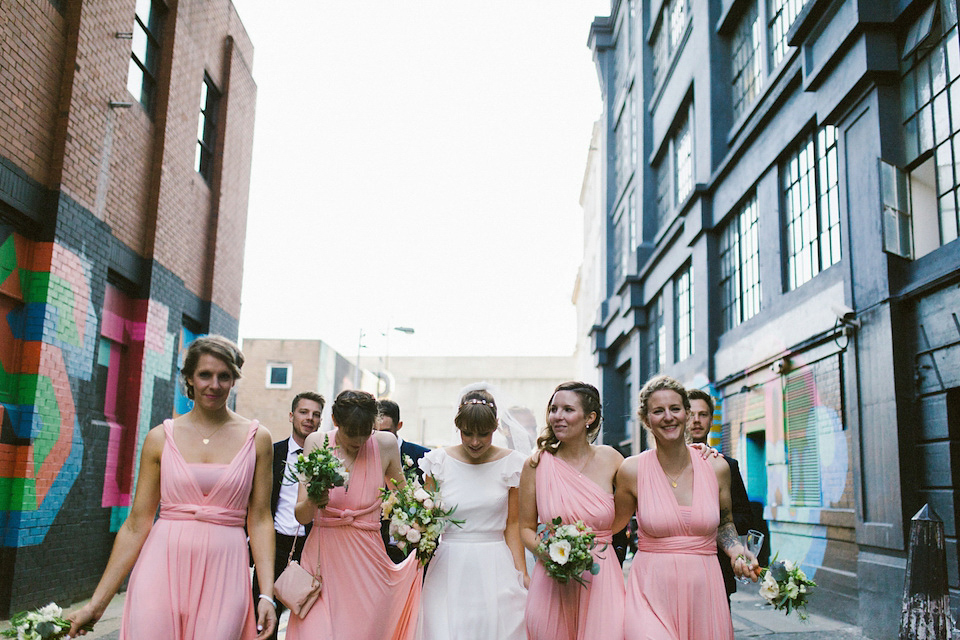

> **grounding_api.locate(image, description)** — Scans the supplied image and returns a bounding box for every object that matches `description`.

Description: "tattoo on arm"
[717,506,739,554]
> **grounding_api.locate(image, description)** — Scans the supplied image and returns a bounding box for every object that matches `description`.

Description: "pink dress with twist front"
[625,448,734,639]
[120,419,259,639]
[285,430,423,640]
[524,451,625,640]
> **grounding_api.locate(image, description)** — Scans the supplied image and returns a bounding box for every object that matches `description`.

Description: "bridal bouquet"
[758,554,817,619]
[2,602,92,639]
[536,517,601,586]
[286,438,350,504]
[381,460,462,566]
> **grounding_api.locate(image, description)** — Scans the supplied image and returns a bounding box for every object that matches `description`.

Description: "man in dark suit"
[377,399,429,562]
[688,388,754,605]
[253,391,325,639]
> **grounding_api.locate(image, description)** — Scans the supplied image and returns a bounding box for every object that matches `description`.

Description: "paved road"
[1,587,875,640]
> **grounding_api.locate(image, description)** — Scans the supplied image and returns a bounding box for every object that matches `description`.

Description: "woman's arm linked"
[505,487,530,588]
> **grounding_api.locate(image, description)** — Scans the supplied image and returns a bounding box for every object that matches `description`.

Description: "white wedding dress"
[416,448,528,640]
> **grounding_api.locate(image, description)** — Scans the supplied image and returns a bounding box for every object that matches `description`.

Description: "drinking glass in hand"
[736,529,764,584]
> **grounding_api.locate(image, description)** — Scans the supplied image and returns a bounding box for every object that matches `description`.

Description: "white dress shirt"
[274,437,306,536]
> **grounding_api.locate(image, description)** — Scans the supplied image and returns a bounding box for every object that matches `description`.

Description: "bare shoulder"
[707,453,731,477]
[254,424,274,450]
[303,430,325,452]
[594,444,625,465]
[374,430,400,455]
[143,423,166,451]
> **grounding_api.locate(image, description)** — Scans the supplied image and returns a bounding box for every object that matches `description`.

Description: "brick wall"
[0,0,256,617]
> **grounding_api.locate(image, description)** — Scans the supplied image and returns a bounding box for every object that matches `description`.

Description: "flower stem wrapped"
[758,554,817,620]
[535,516,602,587]
[286,438,349,504]
[2,603,93,639]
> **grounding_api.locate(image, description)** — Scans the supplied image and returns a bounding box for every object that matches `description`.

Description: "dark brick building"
[587,0,960,635]
[0,0,256,615]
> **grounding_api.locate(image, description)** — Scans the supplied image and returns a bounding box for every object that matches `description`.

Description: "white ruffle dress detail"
[416,448,527,640]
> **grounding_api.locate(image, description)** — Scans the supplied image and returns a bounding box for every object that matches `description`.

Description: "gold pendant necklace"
[193,421,228,445]
[664,461,689,488]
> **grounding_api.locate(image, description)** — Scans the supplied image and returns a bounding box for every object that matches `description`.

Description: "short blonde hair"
[637,375,690,428]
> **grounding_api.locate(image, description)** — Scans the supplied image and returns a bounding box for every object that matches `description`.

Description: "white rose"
[38,602,62,618]
[406,528,422,543]
[423,498,435,510]
[557,524,579,538]
[759,572,780,602]
[414,488,430,502]
[396,522,410,536]
[782,559,794,571]
[549,539,572,565]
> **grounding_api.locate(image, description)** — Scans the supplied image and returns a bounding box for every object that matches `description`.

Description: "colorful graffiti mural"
[0,231,96,547]
[0,228,178,543]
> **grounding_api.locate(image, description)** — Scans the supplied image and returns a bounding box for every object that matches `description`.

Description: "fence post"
[900,504,952,640]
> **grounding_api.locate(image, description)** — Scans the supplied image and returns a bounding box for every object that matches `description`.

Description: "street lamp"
[355,326,415,390]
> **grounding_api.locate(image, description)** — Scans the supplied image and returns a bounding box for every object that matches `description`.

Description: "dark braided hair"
[332,390,378,437]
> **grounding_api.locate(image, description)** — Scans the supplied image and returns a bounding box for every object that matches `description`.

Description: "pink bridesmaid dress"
[624,448,734,639]
[120,419,260,639]
[524,451,625,640]
[285,430,423,640]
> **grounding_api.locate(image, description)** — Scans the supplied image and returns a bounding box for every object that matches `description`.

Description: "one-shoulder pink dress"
[286,430,423,640]
[524,451,625,640]
[120,419,259,639]
[625,448,734,639]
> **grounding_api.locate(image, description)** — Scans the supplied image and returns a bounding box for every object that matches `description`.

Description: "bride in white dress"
[416,387,530,640]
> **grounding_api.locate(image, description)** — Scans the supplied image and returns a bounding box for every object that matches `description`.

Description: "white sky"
[233,1,610,359]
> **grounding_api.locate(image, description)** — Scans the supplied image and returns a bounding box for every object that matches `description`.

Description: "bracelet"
[258,594,276,608]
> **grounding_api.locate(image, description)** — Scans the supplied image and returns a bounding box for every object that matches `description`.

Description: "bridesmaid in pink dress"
[613,375,760,639]
[286,390,422,640]
[69,336,277,639]
[519,382,625,640]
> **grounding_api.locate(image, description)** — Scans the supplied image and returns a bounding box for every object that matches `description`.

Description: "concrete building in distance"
[0,0,256,615]
[384,355,577,449]
[234,338,577,450]
[587,0,960,634]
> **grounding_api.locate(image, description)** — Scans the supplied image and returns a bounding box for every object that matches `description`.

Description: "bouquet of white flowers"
[2,602,92,639]
[286,438,350,504]
[380,459,463,566]
[536,517,601,587]
[758,554,817,620]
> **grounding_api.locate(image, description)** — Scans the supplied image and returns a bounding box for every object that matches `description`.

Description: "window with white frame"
[732,1,764,121]
[128,0,165,114]
[651,0,692,88]
[266,362,292,389]
[674,265,694,361]
[768,0,806,69]
[720,195,762,330]
[897,0,960,255]
[648,292,666,374]
[655,158,672,229]
[615,96,633,197]
[674,109,694,206]
[656,104,695,231]
[611,191,637,285]
[783,125,841,290]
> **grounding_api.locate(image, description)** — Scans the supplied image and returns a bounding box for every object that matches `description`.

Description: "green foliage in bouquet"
[2,603,92,639]
[758,553,817,620]
[286,437,349,504]
[536,516,601,587]
[381,456,463,566]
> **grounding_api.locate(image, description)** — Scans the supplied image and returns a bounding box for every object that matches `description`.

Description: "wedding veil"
[452,381,537,457]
